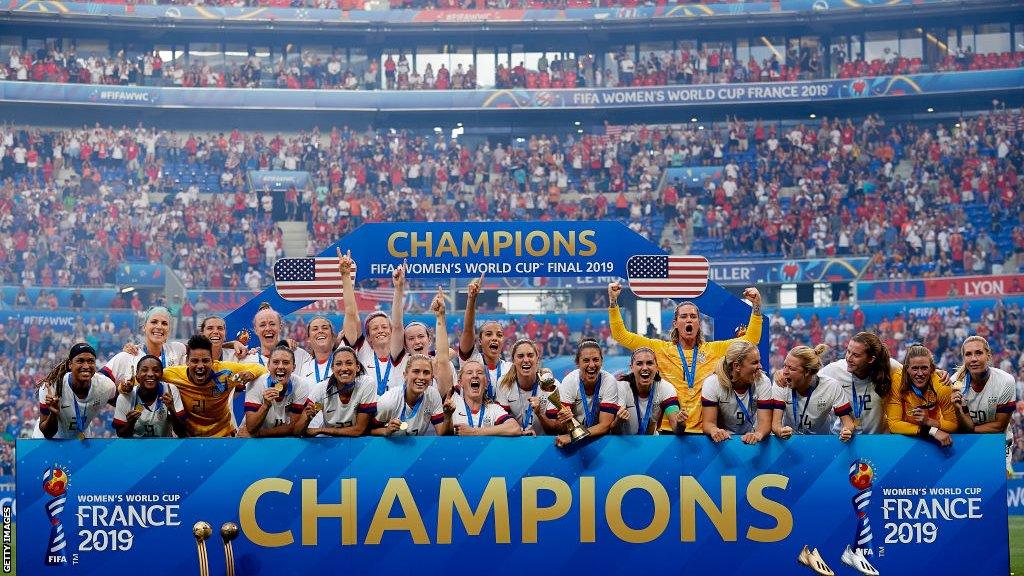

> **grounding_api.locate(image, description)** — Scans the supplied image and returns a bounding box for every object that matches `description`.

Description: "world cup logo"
[42,465,71,566]
[849,460,874,554]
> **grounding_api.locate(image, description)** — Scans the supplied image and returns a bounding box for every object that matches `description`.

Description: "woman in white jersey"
[337,249,407,395]
[243,343,311,437]
[551,339,620,447]
[458,273,511,399]
[36,343,117,439]
[494,339,556,436]
[447,360,519,436]
[950,336,1016,433]
[818,331,896,435]
[701,341,772,443]
[300,317,337,385]
[296,346,377,437]
[372,354,452,437]
[772,344,855,440]
[105,307,187,383]
[613,347,682,436]
[113,355,187,438]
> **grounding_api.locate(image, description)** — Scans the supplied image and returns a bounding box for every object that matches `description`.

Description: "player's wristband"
[928,426,939,438]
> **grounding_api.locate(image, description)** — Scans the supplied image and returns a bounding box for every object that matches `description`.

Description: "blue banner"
[220,220,763,367]
[710,257,871,284]
[1010,477,1024,516]
[115,263,166,288]
[0,0,958,25]
[768,295,1024,326]
[248,171,310,191]
[1,70,1020,112]
[0,310,136,334]
[14,436,1008,575]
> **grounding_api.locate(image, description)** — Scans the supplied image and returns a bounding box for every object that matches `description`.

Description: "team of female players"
[36,253,1016,447]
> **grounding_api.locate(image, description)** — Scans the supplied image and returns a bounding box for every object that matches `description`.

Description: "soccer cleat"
[841,545,880,576]
[797,545,835,576]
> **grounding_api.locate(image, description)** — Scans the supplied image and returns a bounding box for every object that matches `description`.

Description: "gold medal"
[77,432,86,440]
[312,402,323,413]
[399,421,409,431]
[273,382,285,394]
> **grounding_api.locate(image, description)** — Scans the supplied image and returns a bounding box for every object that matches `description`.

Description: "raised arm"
[337,248,361,346]
[607,282,661,350]
[431,287,454,399]
[458,272,485,359]
[389,262,407,359]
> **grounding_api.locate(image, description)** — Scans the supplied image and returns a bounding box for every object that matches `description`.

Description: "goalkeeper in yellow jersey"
[608,282,762,434]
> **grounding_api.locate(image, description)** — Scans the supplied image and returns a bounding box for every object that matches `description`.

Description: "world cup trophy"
[539,372,589,444]
[841,460,880,575]
[41,465,70,566]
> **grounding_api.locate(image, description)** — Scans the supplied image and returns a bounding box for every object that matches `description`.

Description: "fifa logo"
[42,464,71,566]
[841,459,880,575]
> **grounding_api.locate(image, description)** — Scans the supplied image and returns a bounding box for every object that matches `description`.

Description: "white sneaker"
[798,545,835,576]
[841,544,880,576]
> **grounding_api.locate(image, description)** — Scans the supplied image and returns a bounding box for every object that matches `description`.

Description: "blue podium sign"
[16,436,1009,575]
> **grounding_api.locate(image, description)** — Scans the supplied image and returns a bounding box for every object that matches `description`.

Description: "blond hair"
[787,344,829,374]
[498,339,540,392]
[951,335,991,384]
[713,341,759,392]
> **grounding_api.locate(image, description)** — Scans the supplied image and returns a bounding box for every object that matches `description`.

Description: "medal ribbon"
[521,377,540,430]
[399,385,424,424]
[484,362,503,399]
[734,385,754,428]
[676,343,697,389]
[463,398,485,428]
[578,376,601,427]
[791,381,817,430]
[850,378,861,419]
[374,356,392,396]
[70,375,91,437]
[211,369,232,394]
[634,385,656,435]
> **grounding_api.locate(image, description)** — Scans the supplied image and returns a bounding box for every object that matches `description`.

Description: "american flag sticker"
[273,257,355,302]
[626,255,710,299]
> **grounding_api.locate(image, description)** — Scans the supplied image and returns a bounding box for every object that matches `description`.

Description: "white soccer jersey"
[298,353,333,384]
[449,393,513,429]
[555,369,620,427]
[493,375,558,435]
[112,383,186,438]
[305,374,378,432]
[244,374,311,432]
[615,378,679,435]
[341,335,401,395]
[389,350,456,394]
[103,341,187,382]
[460,349,512,399]
[958,367,1017,432]
[773,375,852,435]
[819,358,901,434]
[701,373,773,435]
[374,385,445,436]
[34,373,117,439]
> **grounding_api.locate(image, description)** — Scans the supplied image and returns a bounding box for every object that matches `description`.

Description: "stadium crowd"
[5,43,1022,92]
[2,107,1020,292]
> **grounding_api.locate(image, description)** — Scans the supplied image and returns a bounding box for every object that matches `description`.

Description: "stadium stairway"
[278,221,309,258]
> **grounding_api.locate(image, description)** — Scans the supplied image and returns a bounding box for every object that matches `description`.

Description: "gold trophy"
[220,522,239,576]
[539,374,590,444]
[192,521,212,576]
